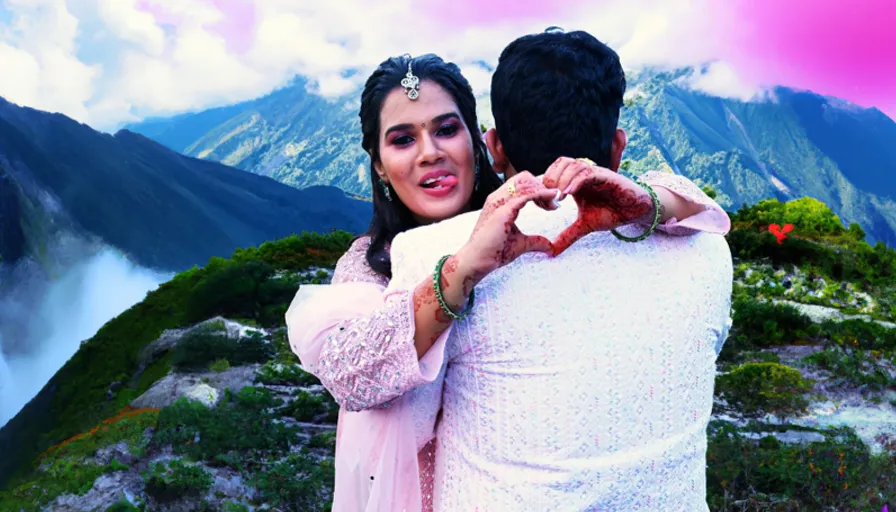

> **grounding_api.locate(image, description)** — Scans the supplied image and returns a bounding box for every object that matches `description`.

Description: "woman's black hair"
[358,53,502,277]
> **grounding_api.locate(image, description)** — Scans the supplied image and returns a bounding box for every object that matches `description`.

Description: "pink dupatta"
[286,282,449,512]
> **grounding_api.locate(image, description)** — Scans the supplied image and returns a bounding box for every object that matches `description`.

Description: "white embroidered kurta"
[386,181,734,511]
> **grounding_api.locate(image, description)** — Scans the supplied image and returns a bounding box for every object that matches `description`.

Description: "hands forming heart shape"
[542,158,656,256]
[457,157,657,288]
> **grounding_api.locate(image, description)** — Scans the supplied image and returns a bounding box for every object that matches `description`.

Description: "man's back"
[389,199,733,511]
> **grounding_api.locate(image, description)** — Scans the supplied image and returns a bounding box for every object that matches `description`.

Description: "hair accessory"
[400,58,420,100]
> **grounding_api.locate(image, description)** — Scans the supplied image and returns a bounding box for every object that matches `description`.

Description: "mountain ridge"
[0,95,372,272]
[125,69,896,247]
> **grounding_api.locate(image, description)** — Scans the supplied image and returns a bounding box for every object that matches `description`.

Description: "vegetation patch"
[720,297,817,361]
[152,387,296,463]
[802,346,895,392]
[714,363,815,419]
[0,232,351,488]
[171,330,273,372]
[706,422,896,511]
[0,407,158,511]
[307,431,337,451]
[248,453,335,512]
[256,360,321,387]
[284,391,340,423]
[142,458,214,503]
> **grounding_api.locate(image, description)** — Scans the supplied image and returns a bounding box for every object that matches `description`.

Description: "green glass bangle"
[611,182,662,243]
[433,254,475,321]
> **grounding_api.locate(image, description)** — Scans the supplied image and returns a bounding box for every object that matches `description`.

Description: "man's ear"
[485,128,516,179]
[608,129,627,172]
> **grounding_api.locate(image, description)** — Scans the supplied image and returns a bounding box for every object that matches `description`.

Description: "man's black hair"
[491,28,627,174]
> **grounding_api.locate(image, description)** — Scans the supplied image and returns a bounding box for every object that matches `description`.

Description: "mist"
[0,246,173,428]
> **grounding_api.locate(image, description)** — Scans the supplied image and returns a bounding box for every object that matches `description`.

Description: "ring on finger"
[507,181,517,197]
[576,157,597,167]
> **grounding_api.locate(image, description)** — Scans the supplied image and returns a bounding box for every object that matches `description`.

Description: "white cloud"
[0,0,99,122]
[459,64,493,97]
[0,0,769,132]
[95,0,166,57]
[681,61,766,102]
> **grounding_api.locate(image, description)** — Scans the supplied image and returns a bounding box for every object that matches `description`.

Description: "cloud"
[681,61,767,102]
[0,0,99,122]
[95,0,166,56]
[1,0,888,131]
[0,243,173,427]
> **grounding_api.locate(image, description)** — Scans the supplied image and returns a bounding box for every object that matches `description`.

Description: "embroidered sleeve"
[316,289,430,411]
[331,236,390,287]
[637,171,732,235]
[291,236,433,412]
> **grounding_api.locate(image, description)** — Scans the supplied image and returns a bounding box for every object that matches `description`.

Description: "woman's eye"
[438,124,459,136]
[392,135,413,146]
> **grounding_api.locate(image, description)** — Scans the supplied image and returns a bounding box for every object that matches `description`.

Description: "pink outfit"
[286,172,731,511]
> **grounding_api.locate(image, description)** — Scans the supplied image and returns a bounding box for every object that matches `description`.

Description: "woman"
[286,53,730,511]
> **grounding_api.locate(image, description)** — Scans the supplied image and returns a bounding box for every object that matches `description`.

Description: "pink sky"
[137,0,896,117]
[723,0,896,117]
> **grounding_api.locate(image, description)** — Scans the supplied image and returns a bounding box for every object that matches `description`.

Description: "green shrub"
[256,360,320,387]
[706,422,895,510]
[153,387,296,462]
[185,260,276,324]
[307,431,337,452]
[143,459,213,503]
[171,331,272,372]
[104,497,141,511]
[209,359,231,373]
[248,453,335,512]
[720,298,815,362]
[822,318,896,352]
[285,391,339,423]
[715,363,815,418]
[802,346,894,391]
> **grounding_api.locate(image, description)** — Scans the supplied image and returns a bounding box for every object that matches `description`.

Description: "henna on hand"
[551,175,654,256]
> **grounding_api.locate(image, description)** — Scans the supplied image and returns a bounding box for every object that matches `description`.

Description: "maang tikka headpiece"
[400,55,420,100]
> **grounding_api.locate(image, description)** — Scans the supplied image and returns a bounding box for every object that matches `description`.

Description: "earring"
[380,179,392,202]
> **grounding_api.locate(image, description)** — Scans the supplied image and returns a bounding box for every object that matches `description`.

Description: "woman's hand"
[542,157,655,255]
[454,171,560,290]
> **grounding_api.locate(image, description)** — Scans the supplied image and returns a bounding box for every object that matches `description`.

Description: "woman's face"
[375,80,476,224]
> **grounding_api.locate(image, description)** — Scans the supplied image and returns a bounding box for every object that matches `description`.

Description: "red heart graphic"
[768,223,794,245]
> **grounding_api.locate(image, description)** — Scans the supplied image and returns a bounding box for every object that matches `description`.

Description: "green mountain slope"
[126,69,896,247]
[1,198,895,510]
[619,70,896,247]
[127,77,370,198]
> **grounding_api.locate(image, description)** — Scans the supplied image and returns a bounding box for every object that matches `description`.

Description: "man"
[385,29,733,510]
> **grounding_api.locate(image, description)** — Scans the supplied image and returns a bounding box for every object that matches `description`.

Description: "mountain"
[0,95,371,273]
[126,68,896,247]
[619,68,896,248]
[126,76,371,198]
[0,96,370,438]
[1,199,894,510]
